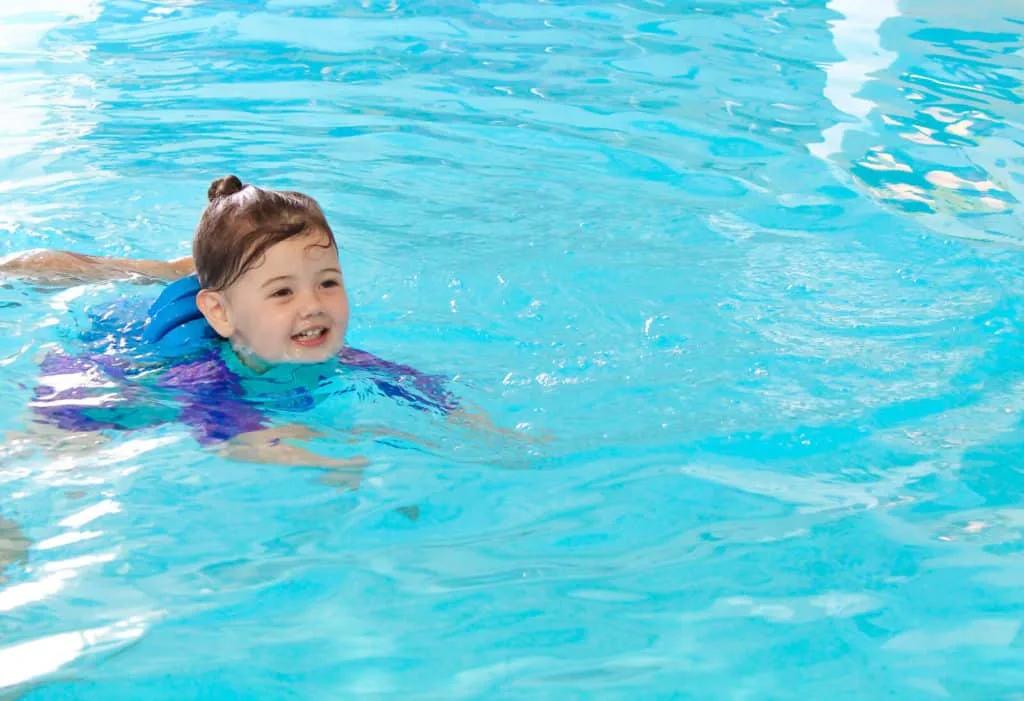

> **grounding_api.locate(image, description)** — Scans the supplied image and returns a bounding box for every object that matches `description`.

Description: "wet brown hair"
[193,175,338,290]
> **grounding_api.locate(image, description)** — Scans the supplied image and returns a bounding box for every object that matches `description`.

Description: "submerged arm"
[342,346,550,443]
[449,405,552,444]
[0,249,194,284]
[219,424,368,490]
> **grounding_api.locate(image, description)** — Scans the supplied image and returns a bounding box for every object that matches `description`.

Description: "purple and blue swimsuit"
[31,344,459,445]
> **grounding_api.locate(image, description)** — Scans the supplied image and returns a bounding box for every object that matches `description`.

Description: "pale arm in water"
[221,424,369,490]
[0,249,195,284]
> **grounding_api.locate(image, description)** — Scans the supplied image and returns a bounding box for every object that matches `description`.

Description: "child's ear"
[195,289,234,338]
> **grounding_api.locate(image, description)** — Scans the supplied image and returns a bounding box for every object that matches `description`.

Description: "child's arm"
[448,405,552,445]
[341,346,550,444]
[173,388,369,485]
[222,426,367,489]
[0,249,194,284]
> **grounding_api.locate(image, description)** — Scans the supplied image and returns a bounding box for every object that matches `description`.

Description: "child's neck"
[224,342,339,381]
[231,345,271,374]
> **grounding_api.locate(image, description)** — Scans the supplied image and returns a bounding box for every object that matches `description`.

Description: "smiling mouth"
[292,327,329,345]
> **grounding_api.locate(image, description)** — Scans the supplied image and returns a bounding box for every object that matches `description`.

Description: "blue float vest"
[141,275,218,355]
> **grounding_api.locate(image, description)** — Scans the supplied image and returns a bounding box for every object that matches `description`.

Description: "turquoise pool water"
[2,0,1024,697]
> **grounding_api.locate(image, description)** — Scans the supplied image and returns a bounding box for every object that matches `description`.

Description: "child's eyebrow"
[260,275,295,289]
[260,268,341,289]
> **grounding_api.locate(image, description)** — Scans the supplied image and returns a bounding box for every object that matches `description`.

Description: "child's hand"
[270,424,324,441]
[451,409,553,445]
[224,425,368,486]
[322,455,369,469]
[348,424,439,450]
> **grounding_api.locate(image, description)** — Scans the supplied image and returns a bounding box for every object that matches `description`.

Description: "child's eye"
[270,288,292,298]
[321,279,341,289]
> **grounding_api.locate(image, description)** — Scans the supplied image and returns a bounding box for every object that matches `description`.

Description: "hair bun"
[208,175,245,202]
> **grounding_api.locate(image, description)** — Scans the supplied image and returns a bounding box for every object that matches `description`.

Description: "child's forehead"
[239,233,340,281]
[262,233,338,261]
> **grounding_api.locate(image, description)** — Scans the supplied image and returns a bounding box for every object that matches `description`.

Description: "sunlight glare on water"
[1,0,1024,698]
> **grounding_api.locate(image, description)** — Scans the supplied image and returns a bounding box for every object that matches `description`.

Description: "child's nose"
[298,290,324,316]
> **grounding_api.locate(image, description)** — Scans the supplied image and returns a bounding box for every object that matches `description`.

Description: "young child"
[1,175,501,481]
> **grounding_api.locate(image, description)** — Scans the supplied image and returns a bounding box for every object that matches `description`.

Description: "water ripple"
[1,0,1024,698]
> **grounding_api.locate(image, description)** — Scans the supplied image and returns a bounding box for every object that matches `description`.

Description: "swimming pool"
[2,0,1023,697]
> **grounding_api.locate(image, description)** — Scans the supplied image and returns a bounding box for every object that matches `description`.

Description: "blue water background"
[1,0,1024,697]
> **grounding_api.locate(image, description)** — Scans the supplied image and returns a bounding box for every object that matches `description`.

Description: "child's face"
[198,232,350,364]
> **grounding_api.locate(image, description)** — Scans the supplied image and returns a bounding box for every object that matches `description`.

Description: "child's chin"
[288,340,342,363]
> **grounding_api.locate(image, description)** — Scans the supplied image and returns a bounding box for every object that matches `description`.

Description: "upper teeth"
[296,329,322,338]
